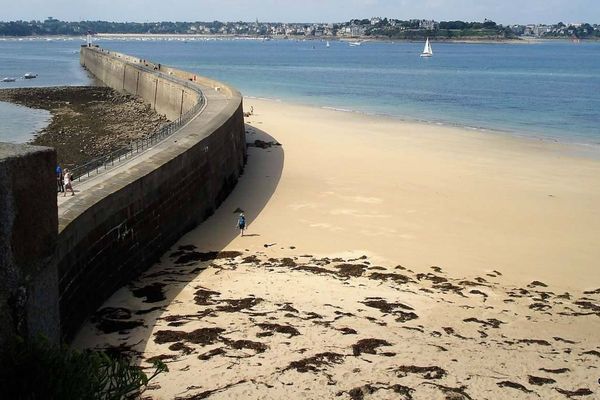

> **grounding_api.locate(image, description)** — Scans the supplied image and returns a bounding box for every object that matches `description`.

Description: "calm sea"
[1,37,599,146]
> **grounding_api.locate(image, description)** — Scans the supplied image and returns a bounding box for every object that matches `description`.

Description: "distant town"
[1,17,599,40]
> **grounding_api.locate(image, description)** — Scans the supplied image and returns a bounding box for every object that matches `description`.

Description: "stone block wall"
[80,47,201,121]
[55,48,246,340]
[0,144,59,346]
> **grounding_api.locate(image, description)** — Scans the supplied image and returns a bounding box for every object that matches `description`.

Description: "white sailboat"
[420,38,433,57]
[326,41,330,48]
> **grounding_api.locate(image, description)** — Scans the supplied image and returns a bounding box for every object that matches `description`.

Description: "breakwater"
[0,45,246,344]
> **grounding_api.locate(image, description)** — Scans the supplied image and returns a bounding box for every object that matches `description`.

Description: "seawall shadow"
[73,123,285,364]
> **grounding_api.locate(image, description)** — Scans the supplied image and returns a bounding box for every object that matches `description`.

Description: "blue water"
[0,101,51,143]
[1,37,600,146]
[0,38,90,142]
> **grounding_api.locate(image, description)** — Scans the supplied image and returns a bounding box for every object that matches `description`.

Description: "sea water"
[1,37,599,146]
[0,101,51,143]
[0,38,90,143]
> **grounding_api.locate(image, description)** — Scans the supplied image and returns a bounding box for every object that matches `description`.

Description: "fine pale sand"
[74,99,600,399]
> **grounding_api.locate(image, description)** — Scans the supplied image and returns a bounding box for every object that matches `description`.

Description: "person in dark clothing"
[56,165,64,193]
[237,213,246,236]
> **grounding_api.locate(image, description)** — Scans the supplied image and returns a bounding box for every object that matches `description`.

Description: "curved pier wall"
[56,47,246,340]
[80,47,201,121]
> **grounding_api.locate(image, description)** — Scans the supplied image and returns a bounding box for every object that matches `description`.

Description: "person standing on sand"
[237,213,246,236]
[56,165,64,193]
[63,169,75,197]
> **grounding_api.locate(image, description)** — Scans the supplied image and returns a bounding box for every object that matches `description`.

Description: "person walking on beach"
[63,169,75,197]
[237,212,246,236]
[56,165,64,193]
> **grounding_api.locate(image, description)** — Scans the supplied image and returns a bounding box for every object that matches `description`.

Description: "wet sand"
[73,99,600,399]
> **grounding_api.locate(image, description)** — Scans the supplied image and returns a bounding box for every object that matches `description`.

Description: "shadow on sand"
[73,123,285,362]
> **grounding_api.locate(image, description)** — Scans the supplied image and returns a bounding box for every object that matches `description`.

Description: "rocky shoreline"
[0,86,168,168]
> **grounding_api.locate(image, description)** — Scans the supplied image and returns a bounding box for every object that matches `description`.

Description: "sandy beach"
[74,99,600,399]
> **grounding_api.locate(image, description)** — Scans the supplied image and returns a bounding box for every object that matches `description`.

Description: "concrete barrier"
[54,47,246,340]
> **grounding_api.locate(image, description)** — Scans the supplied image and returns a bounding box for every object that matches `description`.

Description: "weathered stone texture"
[0,143,59,346]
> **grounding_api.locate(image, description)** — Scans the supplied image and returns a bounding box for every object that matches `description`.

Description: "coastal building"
[420,19,438,30]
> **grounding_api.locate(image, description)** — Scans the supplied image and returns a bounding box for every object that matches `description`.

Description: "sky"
[1,0,598,25]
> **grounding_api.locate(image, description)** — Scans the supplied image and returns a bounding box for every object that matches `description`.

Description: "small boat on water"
[326,41,330,48]
[420,38,433,57]
[2,77,16,82]
[349,41,362,47]
[23,73,38,79]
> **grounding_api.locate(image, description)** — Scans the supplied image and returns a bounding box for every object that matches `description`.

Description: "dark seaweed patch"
[528,281,548,288]
[469,289,488,300]
[553,337,577,344]
[198,348,226,360]
[416,273,447,284]
[539,367,570,374]
[279,303,299,313]
[361,298,413,313]
[530,302,552,312]
[174,251,243,265]
[583,288,600,295]
[497,381,534,393]
[146,354,177,364]
[463,317,504,329]
[581,350,600,358]
[395,365,447,380]
[174,380,247,400]
[280,258,297,267]
[352,338,391,356]
[555,388,594,398]
[91,307,143,334]
[574,301,600,313]
[528,375,556,386]
[423,383,473,400]
[257,323,300,337]
[168,342,194,354]
[132,282,166,303]
[347,384,414,400]
[368,272,412,284]
[286,352,345,373]
[335,264,367,277]
[519,339,551,346]
[217,297,263,312]
[193,288,220,305]
[154,327,225,345]
[225,339,268,353]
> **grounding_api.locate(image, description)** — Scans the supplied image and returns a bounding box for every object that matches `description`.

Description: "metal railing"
[71,94,205,183]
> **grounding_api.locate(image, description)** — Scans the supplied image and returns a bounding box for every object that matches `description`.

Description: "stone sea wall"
[80,47,201,121]
[53,46,246,339]
[0,144,59,346]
